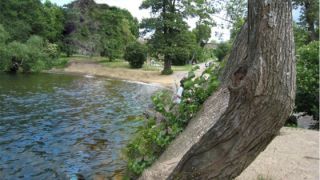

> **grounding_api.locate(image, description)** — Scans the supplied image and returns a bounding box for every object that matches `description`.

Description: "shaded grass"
[257,174,273,180]
[51,57,69,69]
[56,55,192,72]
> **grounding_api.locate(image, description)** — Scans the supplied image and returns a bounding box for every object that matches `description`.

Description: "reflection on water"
[0,73,159,179]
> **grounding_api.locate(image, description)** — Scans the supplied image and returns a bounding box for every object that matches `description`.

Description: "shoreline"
[47,61,187,89]
[46,69,168,89]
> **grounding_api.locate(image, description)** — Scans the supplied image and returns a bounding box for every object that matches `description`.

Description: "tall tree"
[42,1,65,43]
[193,24,211,47]
[293,0,319,42]
[140,0,295,178]
[140,0,215,74]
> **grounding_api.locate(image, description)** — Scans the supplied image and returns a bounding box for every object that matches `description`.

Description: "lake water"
[0,73,159,179]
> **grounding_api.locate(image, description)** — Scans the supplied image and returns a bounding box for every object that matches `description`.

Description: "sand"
[51,61,186,88]
[237,127,319,180]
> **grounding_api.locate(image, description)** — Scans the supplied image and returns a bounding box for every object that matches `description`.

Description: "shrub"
[125,62,222,177]
[0,25,10,71]
[169,47,211,66]
[0,46,10,72]
[1,35,55,73]
[45,42,60,59]
[170,48,191,66]
[124,42,147,68]
[0,24,9,44]
[161,68,173,75]
[7,41,30,72]
[213,41,231,61]
[296,41,319,120]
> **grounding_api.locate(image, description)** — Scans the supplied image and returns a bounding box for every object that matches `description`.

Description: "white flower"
[202,73,210,80]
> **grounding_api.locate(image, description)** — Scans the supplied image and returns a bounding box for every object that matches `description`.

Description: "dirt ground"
[51,61,319,180]
[236,127,319,180]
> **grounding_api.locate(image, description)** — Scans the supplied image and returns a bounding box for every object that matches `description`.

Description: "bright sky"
[47,0,301,42]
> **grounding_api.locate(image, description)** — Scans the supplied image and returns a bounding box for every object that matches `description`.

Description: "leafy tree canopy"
[293,0,319,42]
[140,0,217,74]
[0,0,64,43]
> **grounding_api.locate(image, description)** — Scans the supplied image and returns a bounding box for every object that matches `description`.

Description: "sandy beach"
[49,61,187,88]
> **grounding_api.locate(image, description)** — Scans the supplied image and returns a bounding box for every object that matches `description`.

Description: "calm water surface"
[0,73,159,179]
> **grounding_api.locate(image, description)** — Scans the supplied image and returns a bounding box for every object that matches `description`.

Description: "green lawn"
[100,59,193,71]
[59,55,193,71]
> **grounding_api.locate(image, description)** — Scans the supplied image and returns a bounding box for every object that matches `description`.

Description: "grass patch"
[51,57,69,69]
[257,174,272,180]
[67,55,108,62]
[100,60,131,68]
[53,55,194,72]
[172,64,193,71]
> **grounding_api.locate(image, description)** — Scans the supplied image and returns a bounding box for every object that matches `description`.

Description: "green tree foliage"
[296,41,319,120]
[224,0,247,42]
[229,18,245,41]
[4,36,48,72]
[0,25,10,71]
[193,24,212,47]
[42,1,65,43]
[0,0,64,73]
[0,26,61,73]
[0,0,139,71]
[225,0,247,23]
[291,1,319,121]
[63,0,138,59]
[293,23,309,48]
[124,42,147,68]
[169,31,198,65]
[293,0,319,42]
[0,25,9,44]
[191,24,213,63]
[140,0,215,74]
[213,41,231,61]
[0,0,64,43]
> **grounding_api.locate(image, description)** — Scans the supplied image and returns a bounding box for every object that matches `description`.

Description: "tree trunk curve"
[140,0,295,179]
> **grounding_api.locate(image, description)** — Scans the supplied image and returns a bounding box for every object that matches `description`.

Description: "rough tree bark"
[140,0,295,179]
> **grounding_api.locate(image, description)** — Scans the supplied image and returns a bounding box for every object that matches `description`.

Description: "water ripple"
[0,73,160,179]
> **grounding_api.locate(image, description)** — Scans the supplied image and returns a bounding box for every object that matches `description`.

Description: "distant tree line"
[0,0,140,72]
[0,0,219,74]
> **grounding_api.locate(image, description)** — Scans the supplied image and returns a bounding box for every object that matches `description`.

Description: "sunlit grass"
[62,55,193,72]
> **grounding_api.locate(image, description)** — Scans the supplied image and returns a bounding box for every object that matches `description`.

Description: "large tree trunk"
[140,0,295,179]
[162,55,173,74]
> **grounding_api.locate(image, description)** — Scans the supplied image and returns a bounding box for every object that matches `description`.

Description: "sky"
[47,0,301,42]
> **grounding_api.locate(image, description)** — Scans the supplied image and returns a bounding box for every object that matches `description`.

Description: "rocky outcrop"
[62,0,138,57]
